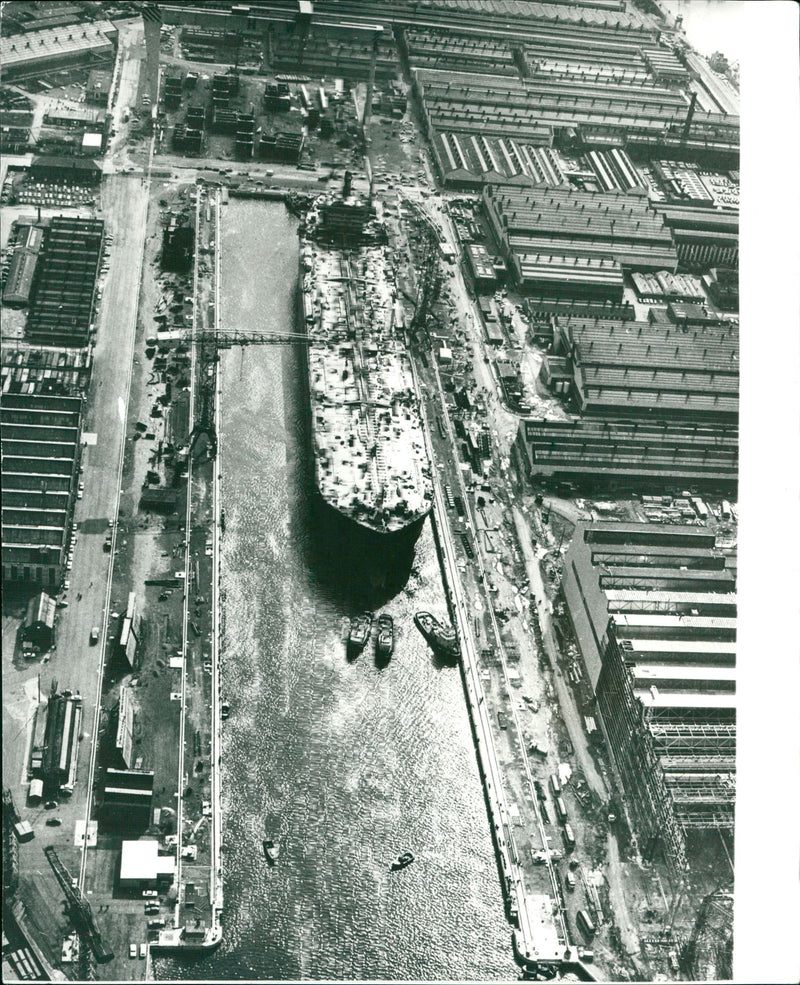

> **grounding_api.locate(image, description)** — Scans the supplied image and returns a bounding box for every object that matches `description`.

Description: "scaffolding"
[3,788,20,897]
[597,626,688,872]
[649,721,736,754]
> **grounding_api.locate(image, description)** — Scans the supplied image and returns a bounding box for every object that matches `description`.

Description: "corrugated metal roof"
[1,20,116,73]
[623,638,735,654]
[637,690,736,709]
[633,664,735,682]
[615,611,735,627]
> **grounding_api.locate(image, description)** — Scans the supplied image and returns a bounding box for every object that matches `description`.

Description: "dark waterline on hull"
[154,201,516,982]
[286,332,424,608]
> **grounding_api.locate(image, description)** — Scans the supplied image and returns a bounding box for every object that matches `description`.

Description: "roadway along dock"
[408,334,568,973]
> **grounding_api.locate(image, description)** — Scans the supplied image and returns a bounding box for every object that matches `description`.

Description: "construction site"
[0,0,757,982]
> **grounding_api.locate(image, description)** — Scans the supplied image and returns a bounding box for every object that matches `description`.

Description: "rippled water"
[154,201,517,981]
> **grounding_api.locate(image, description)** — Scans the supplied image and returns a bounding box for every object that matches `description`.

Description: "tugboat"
[390,851,414,871]
[414,611,459,661]
[347,611,373,655]
[376,614,394,660]
[262,839,280,863]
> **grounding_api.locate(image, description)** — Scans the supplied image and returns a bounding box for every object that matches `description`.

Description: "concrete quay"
[154,184,224,954]
[408,344,568,973]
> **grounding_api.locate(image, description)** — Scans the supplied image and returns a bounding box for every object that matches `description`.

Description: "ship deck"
[301,233,432,533]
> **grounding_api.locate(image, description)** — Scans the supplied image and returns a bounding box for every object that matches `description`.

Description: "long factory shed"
[515,415,738,495]
[552,316,739,423]
[24,216,104,348]
[561,521,737,870]
[1,392,83,589]
[0,20,117,81]
[483,183,679,281]
[161,0,656,43]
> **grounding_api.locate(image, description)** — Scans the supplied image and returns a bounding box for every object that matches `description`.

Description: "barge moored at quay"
[298,194,433,576]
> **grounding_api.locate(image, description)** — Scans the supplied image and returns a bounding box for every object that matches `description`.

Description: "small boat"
[263,839,280,863]
[414,611,459,661]
[376,614,394,659]
[391,851,414,871]
[347,611,373,654]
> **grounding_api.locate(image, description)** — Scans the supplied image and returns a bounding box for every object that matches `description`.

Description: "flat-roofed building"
[101,769,154,831]
[86,68,112,105]
[465,243,498,291]
[29,155,103,184]
[119,839,175,889]
[559,521,736,870]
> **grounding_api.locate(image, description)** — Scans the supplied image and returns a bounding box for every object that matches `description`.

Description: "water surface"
[154,201,516,981]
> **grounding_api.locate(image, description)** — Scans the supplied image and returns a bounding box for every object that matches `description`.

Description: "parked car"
[139,943,147,959]
[46,817,62,827]
[90,627,100,645]
[129,944,137,959]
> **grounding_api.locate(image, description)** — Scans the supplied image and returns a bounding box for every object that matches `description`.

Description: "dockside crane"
[181,329,312,348]
[43,846,113,969]
[408,231,442,347]
[188,331,219,459]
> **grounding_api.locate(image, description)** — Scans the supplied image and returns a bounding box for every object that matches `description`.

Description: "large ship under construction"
[298,194,433,572]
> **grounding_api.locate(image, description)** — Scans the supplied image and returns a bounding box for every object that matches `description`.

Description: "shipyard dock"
[4,0,784,982]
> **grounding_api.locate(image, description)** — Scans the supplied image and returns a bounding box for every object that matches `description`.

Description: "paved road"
[5,170,149,881]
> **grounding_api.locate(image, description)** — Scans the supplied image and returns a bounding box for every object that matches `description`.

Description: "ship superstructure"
[299,195,432,544]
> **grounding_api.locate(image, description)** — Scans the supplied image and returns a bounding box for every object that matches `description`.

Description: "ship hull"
[312,490,426,596]
[294,240,430,600]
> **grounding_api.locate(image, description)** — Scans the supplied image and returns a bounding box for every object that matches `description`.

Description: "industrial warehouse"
[0,390,84,589]
[516,309,738,494]
[560,522,736,873]
[24,215,104,346]
[0,19,117,81]
[0,1,793,983]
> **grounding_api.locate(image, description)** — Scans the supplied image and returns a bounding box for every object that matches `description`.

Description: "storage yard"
[0,0,760,982]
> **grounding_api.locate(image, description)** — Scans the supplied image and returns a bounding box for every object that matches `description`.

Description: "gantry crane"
[43,846,113,970]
